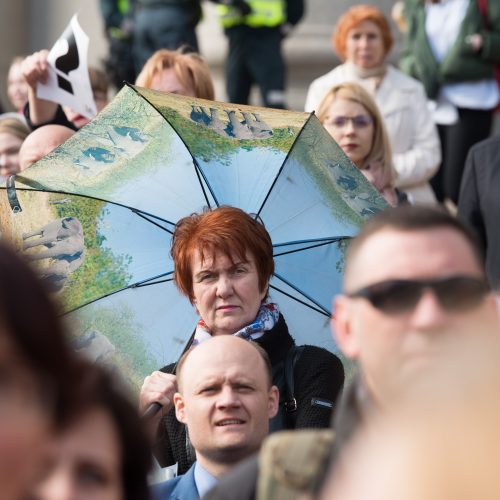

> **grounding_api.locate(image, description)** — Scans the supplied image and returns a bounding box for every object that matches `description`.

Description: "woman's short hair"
[172,206,274,302]
[316,81,395,185]
[63,361,152,500]
[0,242,74,424]
[0,116,30,141]
[135,48,215,100]
[333,5,393,60]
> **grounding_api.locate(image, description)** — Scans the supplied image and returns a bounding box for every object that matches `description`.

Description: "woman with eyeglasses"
[305,5,440,205]
[317,82,406,207]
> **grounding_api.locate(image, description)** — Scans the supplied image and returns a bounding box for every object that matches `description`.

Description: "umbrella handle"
[141,331,196,420]
[142,402,162,419]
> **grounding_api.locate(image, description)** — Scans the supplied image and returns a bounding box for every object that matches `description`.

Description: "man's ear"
[174,392,187,424]
[267,385,280,419]
[332,295,360,359]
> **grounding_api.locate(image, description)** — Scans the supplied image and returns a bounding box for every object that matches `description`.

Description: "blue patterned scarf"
[192,303,279,346]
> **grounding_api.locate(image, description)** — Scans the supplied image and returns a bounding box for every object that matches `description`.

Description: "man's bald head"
[19,125,74,171]
[176,336,273,392]
[173,336,279,475]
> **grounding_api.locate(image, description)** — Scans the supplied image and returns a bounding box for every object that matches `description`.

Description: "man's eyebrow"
[194,377,222,390]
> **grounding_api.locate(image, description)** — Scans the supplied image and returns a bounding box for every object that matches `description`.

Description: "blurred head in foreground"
[333,205,499,407]
[0,242,75,499]
[31,361,152,500]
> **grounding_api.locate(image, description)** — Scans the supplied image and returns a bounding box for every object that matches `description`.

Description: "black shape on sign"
[54,26,80,95]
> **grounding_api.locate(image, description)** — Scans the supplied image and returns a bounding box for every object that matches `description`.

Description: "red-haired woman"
[140,206,344,474]
[305,5,441,205]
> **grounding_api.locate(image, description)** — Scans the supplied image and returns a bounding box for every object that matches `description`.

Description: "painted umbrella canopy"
[0,85,387,390]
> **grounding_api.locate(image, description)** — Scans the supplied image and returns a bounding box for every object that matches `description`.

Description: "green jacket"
[400,0,500,99]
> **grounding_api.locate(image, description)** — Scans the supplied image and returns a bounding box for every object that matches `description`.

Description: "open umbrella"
[0,85,387,390]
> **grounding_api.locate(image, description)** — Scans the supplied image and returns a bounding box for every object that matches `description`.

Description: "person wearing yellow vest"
[100,0,137,88]
[132,0,202,74]
[211,0,304,108]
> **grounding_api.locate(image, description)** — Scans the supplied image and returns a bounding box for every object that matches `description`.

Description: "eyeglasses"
[324,115,373,129]
[347,276,489,314]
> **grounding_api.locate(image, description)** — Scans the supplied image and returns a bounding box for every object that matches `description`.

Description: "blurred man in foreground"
[205,206,500,500]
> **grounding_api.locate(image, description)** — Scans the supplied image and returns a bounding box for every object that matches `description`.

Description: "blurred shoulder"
[296,345,344,374]
[385,65,427,94]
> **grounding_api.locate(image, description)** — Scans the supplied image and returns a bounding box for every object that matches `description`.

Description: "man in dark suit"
[151,335,279,500]
[458,134,500,291]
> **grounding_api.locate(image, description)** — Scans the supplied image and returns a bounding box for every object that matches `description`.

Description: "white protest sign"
[37,14,97,120]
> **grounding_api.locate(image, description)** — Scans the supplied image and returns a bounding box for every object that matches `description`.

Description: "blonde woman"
[135,48,215,100]
[306,5,440,204]
[317,82,405,207]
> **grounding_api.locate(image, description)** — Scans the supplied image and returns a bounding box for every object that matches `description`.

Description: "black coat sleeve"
[154,362,194,475]
[458,147,487,252]
[292,346,345,428]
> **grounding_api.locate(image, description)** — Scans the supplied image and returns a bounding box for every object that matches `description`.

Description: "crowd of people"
[0,0,500,499]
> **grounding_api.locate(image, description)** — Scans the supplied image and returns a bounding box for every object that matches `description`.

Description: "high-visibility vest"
[117,0,130,14]
[217,0,286,28]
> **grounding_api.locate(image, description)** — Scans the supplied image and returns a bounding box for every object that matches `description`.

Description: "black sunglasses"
[347,276,489,314]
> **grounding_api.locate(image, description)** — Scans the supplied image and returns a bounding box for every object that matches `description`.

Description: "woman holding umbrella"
[140,206,345,474]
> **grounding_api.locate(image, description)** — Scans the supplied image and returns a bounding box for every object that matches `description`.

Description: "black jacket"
[458,135,500,290]
[154,314,344,474]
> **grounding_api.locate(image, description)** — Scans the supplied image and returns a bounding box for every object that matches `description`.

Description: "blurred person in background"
[7,56,29,113]
[0,115,30,178]
[0,242,75,499]
[132,0,202,74]
[30,361,152,500]
[211,0,304,108]
[135,48,215,99]
[458,134,500,292]
[100,0,137,89]
[400,0,500,204]
[19,125,75,171]
[306,5,440,205]
[317,82,404,206]
[22,50,109,131]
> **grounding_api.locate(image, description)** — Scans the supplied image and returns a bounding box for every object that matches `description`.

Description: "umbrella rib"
[272,272,331,316]
[255,111,315,218]
[193,158,218,208]
[273,237,351,258]
[4,185,176,227]
[269,282,330,317]
[273,236,351,248]
[63,272,174,314]
[128,84,219,208]
[132,210,174,234]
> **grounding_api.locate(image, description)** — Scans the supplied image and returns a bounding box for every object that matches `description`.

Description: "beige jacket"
[305,63,441,204]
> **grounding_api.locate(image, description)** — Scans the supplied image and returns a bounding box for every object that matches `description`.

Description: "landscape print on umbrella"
[0,85,387,391]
